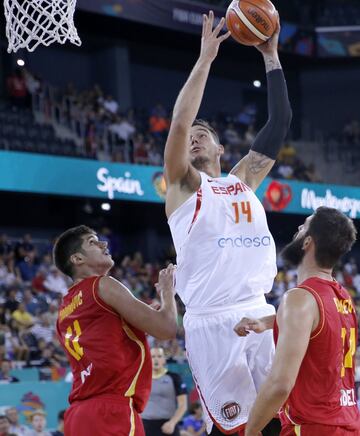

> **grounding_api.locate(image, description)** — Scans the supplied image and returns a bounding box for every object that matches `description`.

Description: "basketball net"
[4,0,82,53]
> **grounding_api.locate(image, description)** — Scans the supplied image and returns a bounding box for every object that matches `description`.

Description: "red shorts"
[281,423,360,435]
[65,395,145,436]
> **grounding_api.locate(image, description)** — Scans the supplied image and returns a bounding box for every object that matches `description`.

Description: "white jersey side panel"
[168,172,277,309]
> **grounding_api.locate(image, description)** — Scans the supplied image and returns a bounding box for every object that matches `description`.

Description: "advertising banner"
[0,152,359,218]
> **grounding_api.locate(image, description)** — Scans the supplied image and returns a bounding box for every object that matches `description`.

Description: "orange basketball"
[226,0,277,46]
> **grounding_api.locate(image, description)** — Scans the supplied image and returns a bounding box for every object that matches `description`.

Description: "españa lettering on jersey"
[168,171,277,308]
[275,277,360,429]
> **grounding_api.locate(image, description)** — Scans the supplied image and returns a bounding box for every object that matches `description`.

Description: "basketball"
[226,0,277,46]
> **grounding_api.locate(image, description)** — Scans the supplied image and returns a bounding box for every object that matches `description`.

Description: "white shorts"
[184,295,275,434]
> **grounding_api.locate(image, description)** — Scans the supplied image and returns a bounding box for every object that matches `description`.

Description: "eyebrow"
[87,234,98,241]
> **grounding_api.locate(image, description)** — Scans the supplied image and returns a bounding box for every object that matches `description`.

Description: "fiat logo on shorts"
[221,401,241,421]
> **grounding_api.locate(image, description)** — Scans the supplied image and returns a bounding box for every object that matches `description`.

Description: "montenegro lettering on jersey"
[56,276,151,412]
[168,172,277,308]
[274,277,360,429]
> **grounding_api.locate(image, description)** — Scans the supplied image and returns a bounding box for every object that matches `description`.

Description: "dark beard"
[191,156,210,171]
[281,234,306,267]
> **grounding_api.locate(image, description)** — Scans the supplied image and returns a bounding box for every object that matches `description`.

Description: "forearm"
[172,57,211,125]
[158,289,178,337]
[251,53,292,160]
[169,403,187,425]
[245,378,290,435]
[260,314,276,330]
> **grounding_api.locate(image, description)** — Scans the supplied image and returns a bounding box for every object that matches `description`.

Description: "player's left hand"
[161,420,176,434]
[155,263,176,295]
[256,11,280,56]
[234,317,266,336]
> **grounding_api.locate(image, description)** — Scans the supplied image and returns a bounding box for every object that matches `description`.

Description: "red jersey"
[56,276,152,413]
[274,277,360,429]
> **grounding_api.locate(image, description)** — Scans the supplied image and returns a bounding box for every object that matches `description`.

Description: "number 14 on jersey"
[232,201,252,224]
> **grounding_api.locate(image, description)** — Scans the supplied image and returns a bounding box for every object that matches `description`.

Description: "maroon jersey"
[56,276,152,413]
[274,277,360,429]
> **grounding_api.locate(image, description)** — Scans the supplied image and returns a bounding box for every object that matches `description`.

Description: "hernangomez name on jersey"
[168,171,277,309]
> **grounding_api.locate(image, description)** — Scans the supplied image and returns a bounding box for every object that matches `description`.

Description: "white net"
[4,0,82,53]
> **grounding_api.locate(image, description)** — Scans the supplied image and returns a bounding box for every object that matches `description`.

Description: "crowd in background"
[1,232,360,374]
[3,68,322,184]
[0,231,360,433]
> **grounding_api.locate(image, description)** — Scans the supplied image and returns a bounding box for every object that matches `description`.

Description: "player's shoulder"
[281,287,319,311]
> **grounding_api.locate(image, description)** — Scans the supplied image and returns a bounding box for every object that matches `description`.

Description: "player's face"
[281,216,313,267]
[151,348,166,370]
[189,126,223,169]
[80,233,114,273]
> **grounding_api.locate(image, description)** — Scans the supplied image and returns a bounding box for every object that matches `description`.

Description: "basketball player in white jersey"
[164,10,292,436]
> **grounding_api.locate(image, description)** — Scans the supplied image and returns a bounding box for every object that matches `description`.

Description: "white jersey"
[168,171,277,309]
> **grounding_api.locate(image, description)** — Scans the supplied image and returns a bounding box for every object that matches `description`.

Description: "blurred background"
[0,0,360,433]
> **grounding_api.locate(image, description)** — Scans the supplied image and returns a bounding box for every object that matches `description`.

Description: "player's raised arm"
[164,11,230,184]
[244,288,319,436]
[230,15,292,192]
[98,264,178,340]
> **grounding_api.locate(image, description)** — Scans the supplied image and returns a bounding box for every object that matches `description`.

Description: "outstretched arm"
[244,289,319,436]
[164,11,230,184]
[231,15,292,191]
[98,264,178,340]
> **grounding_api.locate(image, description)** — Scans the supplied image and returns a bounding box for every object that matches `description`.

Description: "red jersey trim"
[122,322,146,398]
[92,276,119,317]
[188,188,203,234]
[298,285,325,340]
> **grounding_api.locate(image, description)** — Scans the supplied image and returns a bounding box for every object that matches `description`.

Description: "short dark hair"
[53,225,95,278]
[189,401,202,414]
[193,119,220,144]
[58,410,65,421]
[307,207,357,268]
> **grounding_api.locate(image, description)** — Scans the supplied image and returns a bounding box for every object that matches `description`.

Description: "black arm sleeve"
[251,68,292,160]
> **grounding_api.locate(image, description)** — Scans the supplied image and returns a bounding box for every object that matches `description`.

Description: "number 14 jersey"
[56,276,151,412]
[168,172,277,309]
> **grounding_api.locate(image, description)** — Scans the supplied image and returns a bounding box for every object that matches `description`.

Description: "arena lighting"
[101,202,111,211]
[16,58,25,66]
[253,80,261,88]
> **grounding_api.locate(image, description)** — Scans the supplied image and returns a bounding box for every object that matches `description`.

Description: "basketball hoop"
[4,0,82,53]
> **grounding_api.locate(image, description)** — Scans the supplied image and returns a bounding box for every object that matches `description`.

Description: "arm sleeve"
[169,371,188,395]
[251,69,292,160]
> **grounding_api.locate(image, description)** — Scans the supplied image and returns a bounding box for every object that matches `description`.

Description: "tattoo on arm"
[263,54,282,73]
[247,151,273,175]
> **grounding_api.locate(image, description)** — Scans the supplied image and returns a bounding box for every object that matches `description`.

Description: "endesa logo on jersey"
[217,235,271,248]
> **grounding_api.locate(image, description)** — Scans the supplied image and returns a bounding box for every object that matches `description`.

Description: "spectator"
[16,257,38,283]
[0,359,19,383]
[4,289,19,314]
[102,95,118,115]
[15,235,35,263]
[6,407,31,436]
[0,234,13,261]
[0,415,12,436]
[28,411,51,436]
[31,314,54,344]
[6,69,28,108]
[181,402,206,436]
[109,115,136,142]
[43,267,67,297]
[12,303,34,329]
[50,410,64,436]
[142,347,188,436]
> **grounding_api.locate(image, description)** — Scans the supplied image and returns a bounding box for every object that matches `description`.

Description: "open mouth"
[103,249,111,256]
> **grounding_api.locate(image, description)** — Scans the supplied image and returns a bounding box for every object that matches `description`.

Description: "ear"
[218,144,225,156]
[302,235,313,251]
[70,252,85,267]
